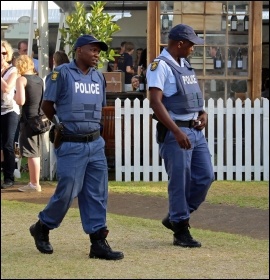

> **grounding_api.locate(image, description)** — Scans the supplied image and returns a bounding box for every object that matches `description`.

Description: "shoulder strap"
[158,56,184,74]
[96,70,105,82]
[1,66,14,78]
[158,56,182,92]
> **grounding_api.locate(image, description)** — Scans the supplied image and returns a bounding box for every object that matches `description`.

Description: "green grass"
[1,161,269,279]
[1,200,269,279]
[108,180,269,210]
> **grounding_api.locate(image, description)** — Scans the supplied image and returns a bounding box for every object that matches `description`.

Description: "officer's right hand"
[174,130,191,150]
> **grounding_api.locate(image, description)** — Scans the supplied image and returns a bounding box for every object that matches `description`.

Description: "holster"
[156,121,168,143]
[53,127,63,149]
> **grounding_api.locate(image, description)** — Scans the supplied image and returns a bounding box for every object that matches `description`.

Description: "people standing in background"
[52,51,70,68]
[133,48,143,74]
[108,47,121,72]
[113,41,126,71]
[14,55,44,192]
[138,47,163,76]
[138,48,147,76]
[209,46,218,58]
[1,40,20,189]
[146,24,214,248]
[119,41,126,55]
[131,75,140,91]
[11,51,20,67]
[11,51,21,150]
[17,40,39,74]
[117,41,135,91]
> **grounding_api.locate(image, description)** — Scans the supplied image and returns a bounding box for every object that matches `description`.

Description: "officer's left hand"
[195,112,208,130]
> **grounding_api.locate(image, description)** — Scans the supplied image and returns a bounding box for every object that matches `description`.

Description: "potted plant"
[59,1,121,70]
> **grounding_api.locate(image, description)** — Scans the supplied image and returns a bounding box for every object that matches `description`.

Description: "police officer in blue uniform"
[146,24,215,248]
[29,35,124,260]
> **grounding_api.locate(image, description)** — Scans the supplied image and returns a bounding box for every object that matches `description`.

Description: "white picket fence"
[114,97,269,182]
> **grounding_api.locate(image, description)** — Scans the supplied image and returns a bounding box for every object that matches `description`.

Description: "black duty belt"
[61,130,100,143]
[174,120,198,128]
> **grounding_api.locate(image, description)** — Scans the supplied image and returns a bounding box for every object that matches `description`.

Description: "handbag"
[23,111,51,135]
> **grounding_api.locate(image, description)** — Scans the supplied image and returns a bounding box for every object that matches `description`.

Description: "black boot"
[29,220,53,254]
[162,210,194,231]
[171,220,201,248]
[89,228,124,260]
[162,213,173,231]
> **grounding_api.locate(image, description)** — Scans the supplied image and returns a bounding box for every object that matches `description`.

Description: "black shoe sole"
[173,239,202,248]
[89,253,124,260]
[173,242,202,248]
[29,225,53,254]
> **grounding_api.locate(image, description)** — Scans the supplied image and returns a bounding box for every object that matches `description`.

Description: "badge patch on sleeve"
[150,61,159,71]
[51,71,59,81]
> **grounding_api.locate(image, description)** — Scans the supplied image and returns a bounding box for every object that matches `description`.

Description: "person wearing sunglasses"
[1,40,20,189]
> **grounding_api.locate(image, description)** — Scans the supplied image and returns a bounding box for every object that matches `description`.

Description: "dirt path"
[1,183,268,240]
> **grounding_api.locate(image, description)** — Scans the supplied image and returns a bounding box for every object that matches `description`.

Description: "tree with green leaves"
[59,1,121,69]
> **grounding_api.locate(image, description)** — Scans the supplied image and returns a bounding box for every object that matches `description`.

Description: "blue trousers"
[39,136,108,234]
[159,127,215,223]
[1,111,20,182]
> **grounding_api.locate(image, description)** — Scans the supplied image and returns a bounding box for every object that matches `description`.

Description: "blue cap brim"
[95,41,108,51]
[189,36,204,45]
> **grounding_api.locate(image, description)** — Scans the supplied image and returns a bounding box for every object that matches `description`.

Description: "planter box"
[103,72,125,93]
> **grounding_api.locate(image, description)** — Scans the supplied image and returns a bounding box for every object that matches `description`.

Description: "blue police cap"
[169,24,204,45]
[74,35,108,51]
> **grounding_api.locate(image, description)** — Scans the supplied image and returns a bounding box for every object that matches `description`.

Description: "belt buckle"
[86,134,93,142]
